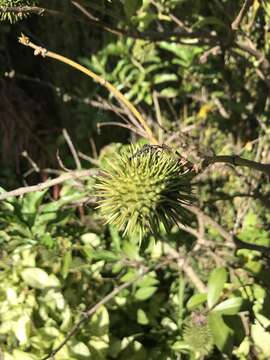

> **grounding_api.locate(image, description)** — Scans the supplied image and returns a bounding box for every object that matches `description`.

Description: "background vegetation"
[0,0,270,359]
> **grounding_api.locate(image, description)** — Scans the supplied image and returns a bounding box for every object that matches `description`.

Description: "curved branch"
[202,155,270,176]
[0,169,97,201]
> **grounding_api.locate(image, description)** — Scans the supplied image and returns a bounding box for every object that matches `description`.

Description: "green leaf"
[208,312,233,355]
[22,189,47,215]
[159,87,178,98]
[137,309,149,325]
[70,342,90,357]
[212,297,243,315]
[135,286,157,301]
[207,267,227,309]
[136,273,159,287]
[14,315,31,345]
[90,250,120,262]
[251,323,270,357]
[153,73,178,84]
[12,350,37,360]
[21,268,56,289]
[187,293,207,310]
[62,250,72,279]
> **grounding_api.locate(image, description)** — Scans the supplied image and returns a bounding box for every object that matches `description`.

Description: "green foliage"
[1,0,270,359]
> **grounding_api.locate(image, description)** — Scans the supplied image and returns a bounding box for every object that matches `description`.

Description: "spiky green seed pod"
[183,313,213,358]
[0,0,38,23]
[95,144,195,240]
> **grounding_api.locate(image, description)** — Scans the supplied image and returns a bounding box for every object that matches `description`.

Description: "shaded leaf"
[208,313,233,355]
[207,267,227,309]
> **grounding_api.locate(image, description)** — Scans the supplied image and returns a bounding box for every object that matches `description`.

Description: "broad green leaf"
[70,342,90,357]
[207,267,228,309]
[208,313,233,355]
[21,268,51,289]
[212,297,243,315]
[137,309,149,325]
[251,323,270,357]
[14,315,31,345]
[187,293,207,310]
[135,286,157,301]
[136,273,159,287]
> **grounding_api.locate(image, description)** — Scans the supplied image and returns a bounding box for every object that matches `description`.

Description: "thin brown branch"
[166,246,207,293]
[0,169,98,201]
[202,155,270,176]
[62,129,82,170]
[236,40,270,71]
[231,0,254,30]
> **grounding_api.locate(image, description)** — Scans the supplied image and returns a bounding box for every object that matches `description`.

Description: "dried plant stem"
[203,155,270,176]
[231,0,254,30]
[0,169,97,201]
[18,34,157,144]
[62,128,81,169]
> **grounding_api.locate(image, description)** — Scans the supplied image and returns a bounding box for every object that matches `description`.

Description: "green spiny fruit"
[95,144,195,240]
[0,0,38,23]
[183,312,213,358]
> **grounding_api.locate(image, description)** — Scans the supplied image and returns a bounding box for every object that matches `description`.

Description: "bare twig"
[202,155,270,176]
[62,129,81,170]
[78,151,99,166]
[236,40,270,71]
[231,0,254,30]
[0,170,98,201]
[97,121,145,137]
[21,150,40,173]
[166,246,207,293]
[199,45,222,64]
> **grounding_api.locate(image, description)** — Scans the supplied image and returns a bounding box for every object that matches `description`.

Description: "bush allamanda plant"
[96,144,195,240]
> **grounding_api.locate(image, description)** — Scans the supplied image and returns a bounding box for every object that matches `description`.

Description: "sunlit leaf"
[207,267,228,309]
